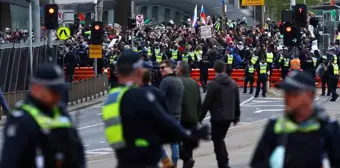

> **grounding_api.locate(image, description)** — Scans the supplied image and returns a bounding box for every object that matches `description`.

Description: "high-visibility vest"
[155,49,161,56]
[110,55,116,64]
[260,63,267,74]
[102,86,129,149]
[147,49,152,56]
[274,116,320,134]
[283,58,289,67]
[312,57,317,67]
[266,53,273,63]
[227,54,233,65]
[337,33,340,40]
[156,55,162,62]
[133,47,138,53]
[334,55,338,64]
[251,56,258,65]
[172,50,178,60]
[334,64,339,75]
[188,52,195,57]
[17,103,71,129]
[290,59,301,70]
[248,65,254,73]
[215,23,220,30]
[182,55,189,62]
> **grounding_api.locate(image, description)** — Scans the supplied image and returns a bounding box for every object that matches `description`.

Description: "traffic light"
[293,4,307,27]
[90,21,104,45]
[128,18,136,29]
[283,22,300,46]
[44,4,58,29]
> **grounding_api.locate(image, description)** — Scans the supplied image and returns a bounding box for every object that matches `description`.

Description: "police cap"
[277,71,315,92]
[30,63,68,93]
[116,50,143,70]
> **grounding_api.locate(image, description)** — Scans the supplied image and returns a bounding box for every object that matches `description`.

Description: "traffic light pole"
[47,0,54,48]
[94,0,98,76]
[29,1,33,74]
[290,0,296,9]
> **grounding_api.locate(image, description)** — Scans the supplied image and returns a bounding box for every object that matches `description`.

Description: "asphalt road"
[0,88,328,164]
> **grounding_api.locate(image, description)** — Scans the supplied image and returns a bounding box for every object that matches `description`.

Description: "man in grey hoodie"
[200,60,241,168]
[159,59,184,168]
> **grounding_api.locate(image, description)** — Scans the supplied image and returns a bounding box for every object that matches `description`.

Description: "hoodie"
[200,73,241,122]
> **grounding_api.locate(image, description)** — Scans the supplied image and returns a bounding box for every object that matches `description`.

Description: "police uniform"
[101,51,209,168]
[224,53,234,76]
[251,71,340,167]
[280,56,290,79]
[327,60,339,101]
[0,63,85,168]
[243,63,255,94]
[254,61,269,98]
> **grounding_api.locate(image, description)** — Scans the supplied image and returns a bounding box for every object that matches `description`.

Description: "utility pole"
[47,0,54,48]
[94,0,98,76]
[33,0,40,43]
[131,0,135,48]
[290,0,296,10]
[221,0,226,30]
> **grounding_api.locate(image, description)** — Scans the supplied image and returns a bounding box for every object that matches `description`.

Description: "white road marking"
[97,113,102,116]
[240,97,254,106]
[83,144,89,147]
[78,123,104,130]
[100,141,106,144]
[254,109,284,114]
[242,105,285,107]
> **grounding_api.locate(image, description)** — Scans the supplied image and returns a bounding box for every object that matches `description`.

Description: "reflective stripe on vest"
[102,87,129,149]
[248,65,254,73]
[110,55,116,64]
[334,64,339,75]
[147,49,152,56]
[189,52,195,57]
[334,55,338,64]
[133,47,138,53]
[172,50,178,59]
[182,55,189,62]
[266,53,273,63]
[274,116,320,134]
[312,57,317,67]
[227,54,233,65]
[284,58,289,67]
[251,56,258,65]
[260,63,267,74]
[156,55,162,62]
[19,104,71,129]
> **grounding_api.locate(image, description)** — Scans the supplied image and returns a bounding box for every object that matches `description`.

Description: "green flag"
[144,19,151,24]
[331,9,337,22]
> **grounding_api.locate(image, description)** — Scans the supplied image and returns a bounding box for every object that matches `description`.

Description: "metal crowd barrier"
[1,74,108,116]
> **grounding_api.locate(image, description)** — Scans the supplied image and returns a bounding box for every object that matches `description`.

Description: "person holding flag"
[200,5,207,25]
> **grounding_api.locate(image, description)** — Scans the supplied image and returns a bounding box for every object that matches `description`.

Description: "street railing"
[1,74,108,116]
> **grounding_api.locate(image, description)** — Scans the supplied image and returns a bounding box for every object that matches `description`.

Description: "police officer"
[101,50,210,168]
[302,53,316,78]
[280,54,290,79]
[199,53,210,93]
[0,63,85,168]
[320,55,330,96]
[327,57,339,101]
[224,49,234,76]
[251,71,340,167]
[254,57,269,98]
[243,61,255,94]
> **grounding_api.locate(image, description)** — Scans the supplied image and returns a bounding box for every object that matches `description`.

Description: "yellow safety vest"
[334,55,338,64]
[156,55,162,62]
[17,103,71,129]
[227,54,233,65]
[266,53,273,63]
[248,65,254,73]
[147,49,152,56]
[182,55,189,62]
[102,86,149,149]
[337,33,340,40]
[133,47,138,53]
[110,55,116,64]
[312,57,317,67]
[260,63,267,74]
[283,58,289,67]
[155,49,161,56]
[334,64,339,75]
[251,56,258,65]
[189,52,195,57]
[172,50,178,60]
[274,116,320,134]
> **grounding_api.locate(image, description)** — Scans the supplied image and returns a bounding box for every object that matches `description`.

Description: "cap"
[30,63,68,93]
[277,71,315,92]
[116,50,143,69]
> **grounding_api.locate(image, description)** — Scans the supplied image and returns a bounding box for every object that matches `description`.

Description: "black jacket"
[250,107,340,168]
[200,74,241,122]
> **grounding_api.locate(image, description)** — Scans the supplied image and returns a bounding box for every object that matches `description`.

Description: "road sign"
[89,44,102,58]
[56,26,71,40]
[58,11,63,23]
[241,0,264,6]
[59,10,74,24]
[136,14,144,27]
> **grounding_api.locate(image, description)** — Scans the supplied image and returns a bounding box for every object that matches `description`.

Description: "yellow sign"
[241,0,264,6]
[56,26,71,40]
[89,44,102,58]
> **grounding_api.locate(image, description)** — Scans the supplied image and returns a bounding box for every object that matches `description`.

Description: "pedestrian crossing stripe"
[56,26,71,40]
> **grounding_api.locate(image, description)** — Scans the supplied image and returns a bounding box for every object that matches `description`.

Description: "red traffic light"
[298,8,303,13]
[94,25,100,30]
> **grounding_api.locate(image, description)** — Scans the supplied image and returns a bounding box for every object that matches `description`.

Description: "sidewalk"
[0,93,107,126]
[88,98,340,168]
